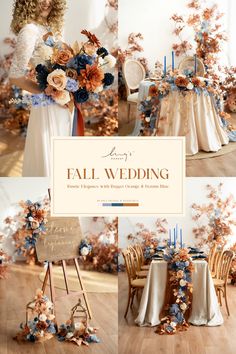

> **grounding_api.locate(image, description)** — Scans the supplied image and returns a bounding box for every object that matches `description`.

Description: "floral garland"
[0,249,11,279]
[156,248,194,335]
[5,199,49,264]
[139,69,228,134]
[14,290,56,342]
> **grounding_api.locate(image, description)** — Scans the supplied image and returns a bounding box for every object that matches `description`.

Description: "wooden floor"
[118,101,236,177]
[118,272,236,354]
[0,263,118,354]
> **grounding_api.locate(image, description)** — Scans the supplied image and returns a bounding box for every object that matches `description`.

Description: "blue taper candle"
[176,224,178,241]
[172,51,175,71]
[180,229,183,248]
[164,56,167,76]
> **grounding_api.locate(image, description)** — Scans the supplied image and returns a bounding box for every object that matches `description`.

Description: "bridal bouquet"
[34,30,115,107]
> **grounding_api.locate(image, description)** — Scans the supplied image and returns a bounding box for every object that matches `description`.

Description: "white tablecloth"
[135,260,223,327]
[137,80,229,155]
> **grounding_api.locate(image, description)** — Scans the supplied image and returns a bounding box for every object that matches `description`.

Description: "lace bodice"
[9,23,50,78]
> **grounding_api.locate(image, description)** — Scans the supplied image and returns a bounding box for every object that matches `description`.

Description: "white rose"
[39,314,47,322]
[170,321,177,327]
[180,279,187,287]
[145,117,151,123]
[66,332,74,339]
[80,246,89,256]
[187,83,194,90]
[180,303,187,311]
[105,54,116,68]
[28,217,34,222]
[94,85,104,93]
[53,90,71,106]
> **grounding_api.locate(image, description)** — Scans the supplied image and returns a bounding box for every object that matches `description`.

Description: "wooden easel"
[40,189,92,323]
[41,258,92,320]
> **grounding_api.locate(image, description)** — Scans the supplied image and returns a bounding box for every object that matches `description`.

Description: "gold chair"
[178,56,205,77]
[134,243,150,271]
[208,243,217,274]
[213,250,234,316]
[211,249,224,278]
[122,59,146,122]
[122,249,146,318]
[128,245,148,278]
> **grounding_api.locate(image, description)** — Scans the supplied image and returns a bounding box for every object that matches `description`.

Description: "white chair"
[122,59,146,122]
[178,56,205,77]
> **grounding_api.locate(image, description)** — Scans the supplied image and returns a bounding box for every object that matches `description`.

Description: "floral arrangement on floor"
[127,219,168,260]
[139,69,228,134]
[118,32,149,99]
[57,299,100,347]
[156,248,193,335]
[14,289,56,342]
[4,198,49,265]
[79,217,118,273]
[0,249,11,279]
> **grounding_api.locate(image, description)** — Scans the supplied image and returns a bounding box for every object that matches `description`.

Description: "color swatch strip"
[102,203,139,207]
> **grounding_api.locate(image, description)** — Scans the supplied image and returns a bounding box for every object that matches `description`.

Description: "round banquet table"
[135,260,223,327]
[135,80,229,156]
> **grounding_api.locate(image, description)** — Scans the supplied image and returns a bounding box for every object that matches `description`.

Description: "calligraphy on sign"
[36,217,83,262]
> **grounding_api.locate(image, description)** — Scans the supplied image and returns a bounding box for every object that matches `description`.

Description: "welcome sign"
[51,137,185,216]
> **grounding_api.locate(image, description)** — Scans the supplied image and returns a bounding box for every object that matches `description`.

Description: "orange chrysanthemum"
[175,76,189,88]
[149,85,158,97]
[81,30,101,48]
[79,64,104,91]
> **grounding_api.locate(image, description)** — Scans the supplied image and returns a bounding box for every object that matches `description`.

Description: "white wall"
[119,177,236,252]
[0,0,117,57]
[119,0,233,70]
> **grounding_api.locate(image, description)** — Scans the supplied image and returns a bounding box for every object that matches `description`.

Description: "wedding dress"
[9,23,72,177]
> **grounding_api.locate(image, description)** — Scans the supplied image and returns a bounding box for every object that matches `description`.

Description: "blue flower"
[87,334,100,343]
[67,54,93,73]
[97,47,109,58]
[103,73,114,87]
[36,64,49,90]
[66,78,78,92]
[44,36,55,47]
[74,88,89,103]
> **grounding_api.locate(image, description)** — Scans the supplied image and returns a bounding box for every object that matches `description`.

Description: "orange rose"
[191,77,201,87]
[53,48,74,66]
[47,69,67,91]
[79,64,104,91]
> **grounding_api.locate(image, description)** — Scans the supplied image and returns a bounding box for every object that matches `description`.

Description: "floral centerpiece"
[14,289,56,342]
[139,68,229,135]
[156,248,194,335]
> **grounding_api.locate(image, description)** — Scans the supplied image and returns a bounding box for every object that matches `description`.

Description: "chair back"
[122,59,146,96]
[178,56,205,77]
[208,243,217,273]
[217,250,234,283]
[213,250,224,278]
[134,243,145,265]
[122,249,137,285]
[128,245,141,271]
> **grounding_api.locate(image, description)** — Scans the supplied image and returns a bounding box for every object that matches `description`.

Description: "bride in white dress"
[9,0,72,177]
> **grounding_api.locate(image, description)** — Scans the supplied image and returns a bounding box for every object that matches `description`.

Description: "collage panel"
[0,0,118,177]
[118,0,236,177]
[0,177,118,352]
